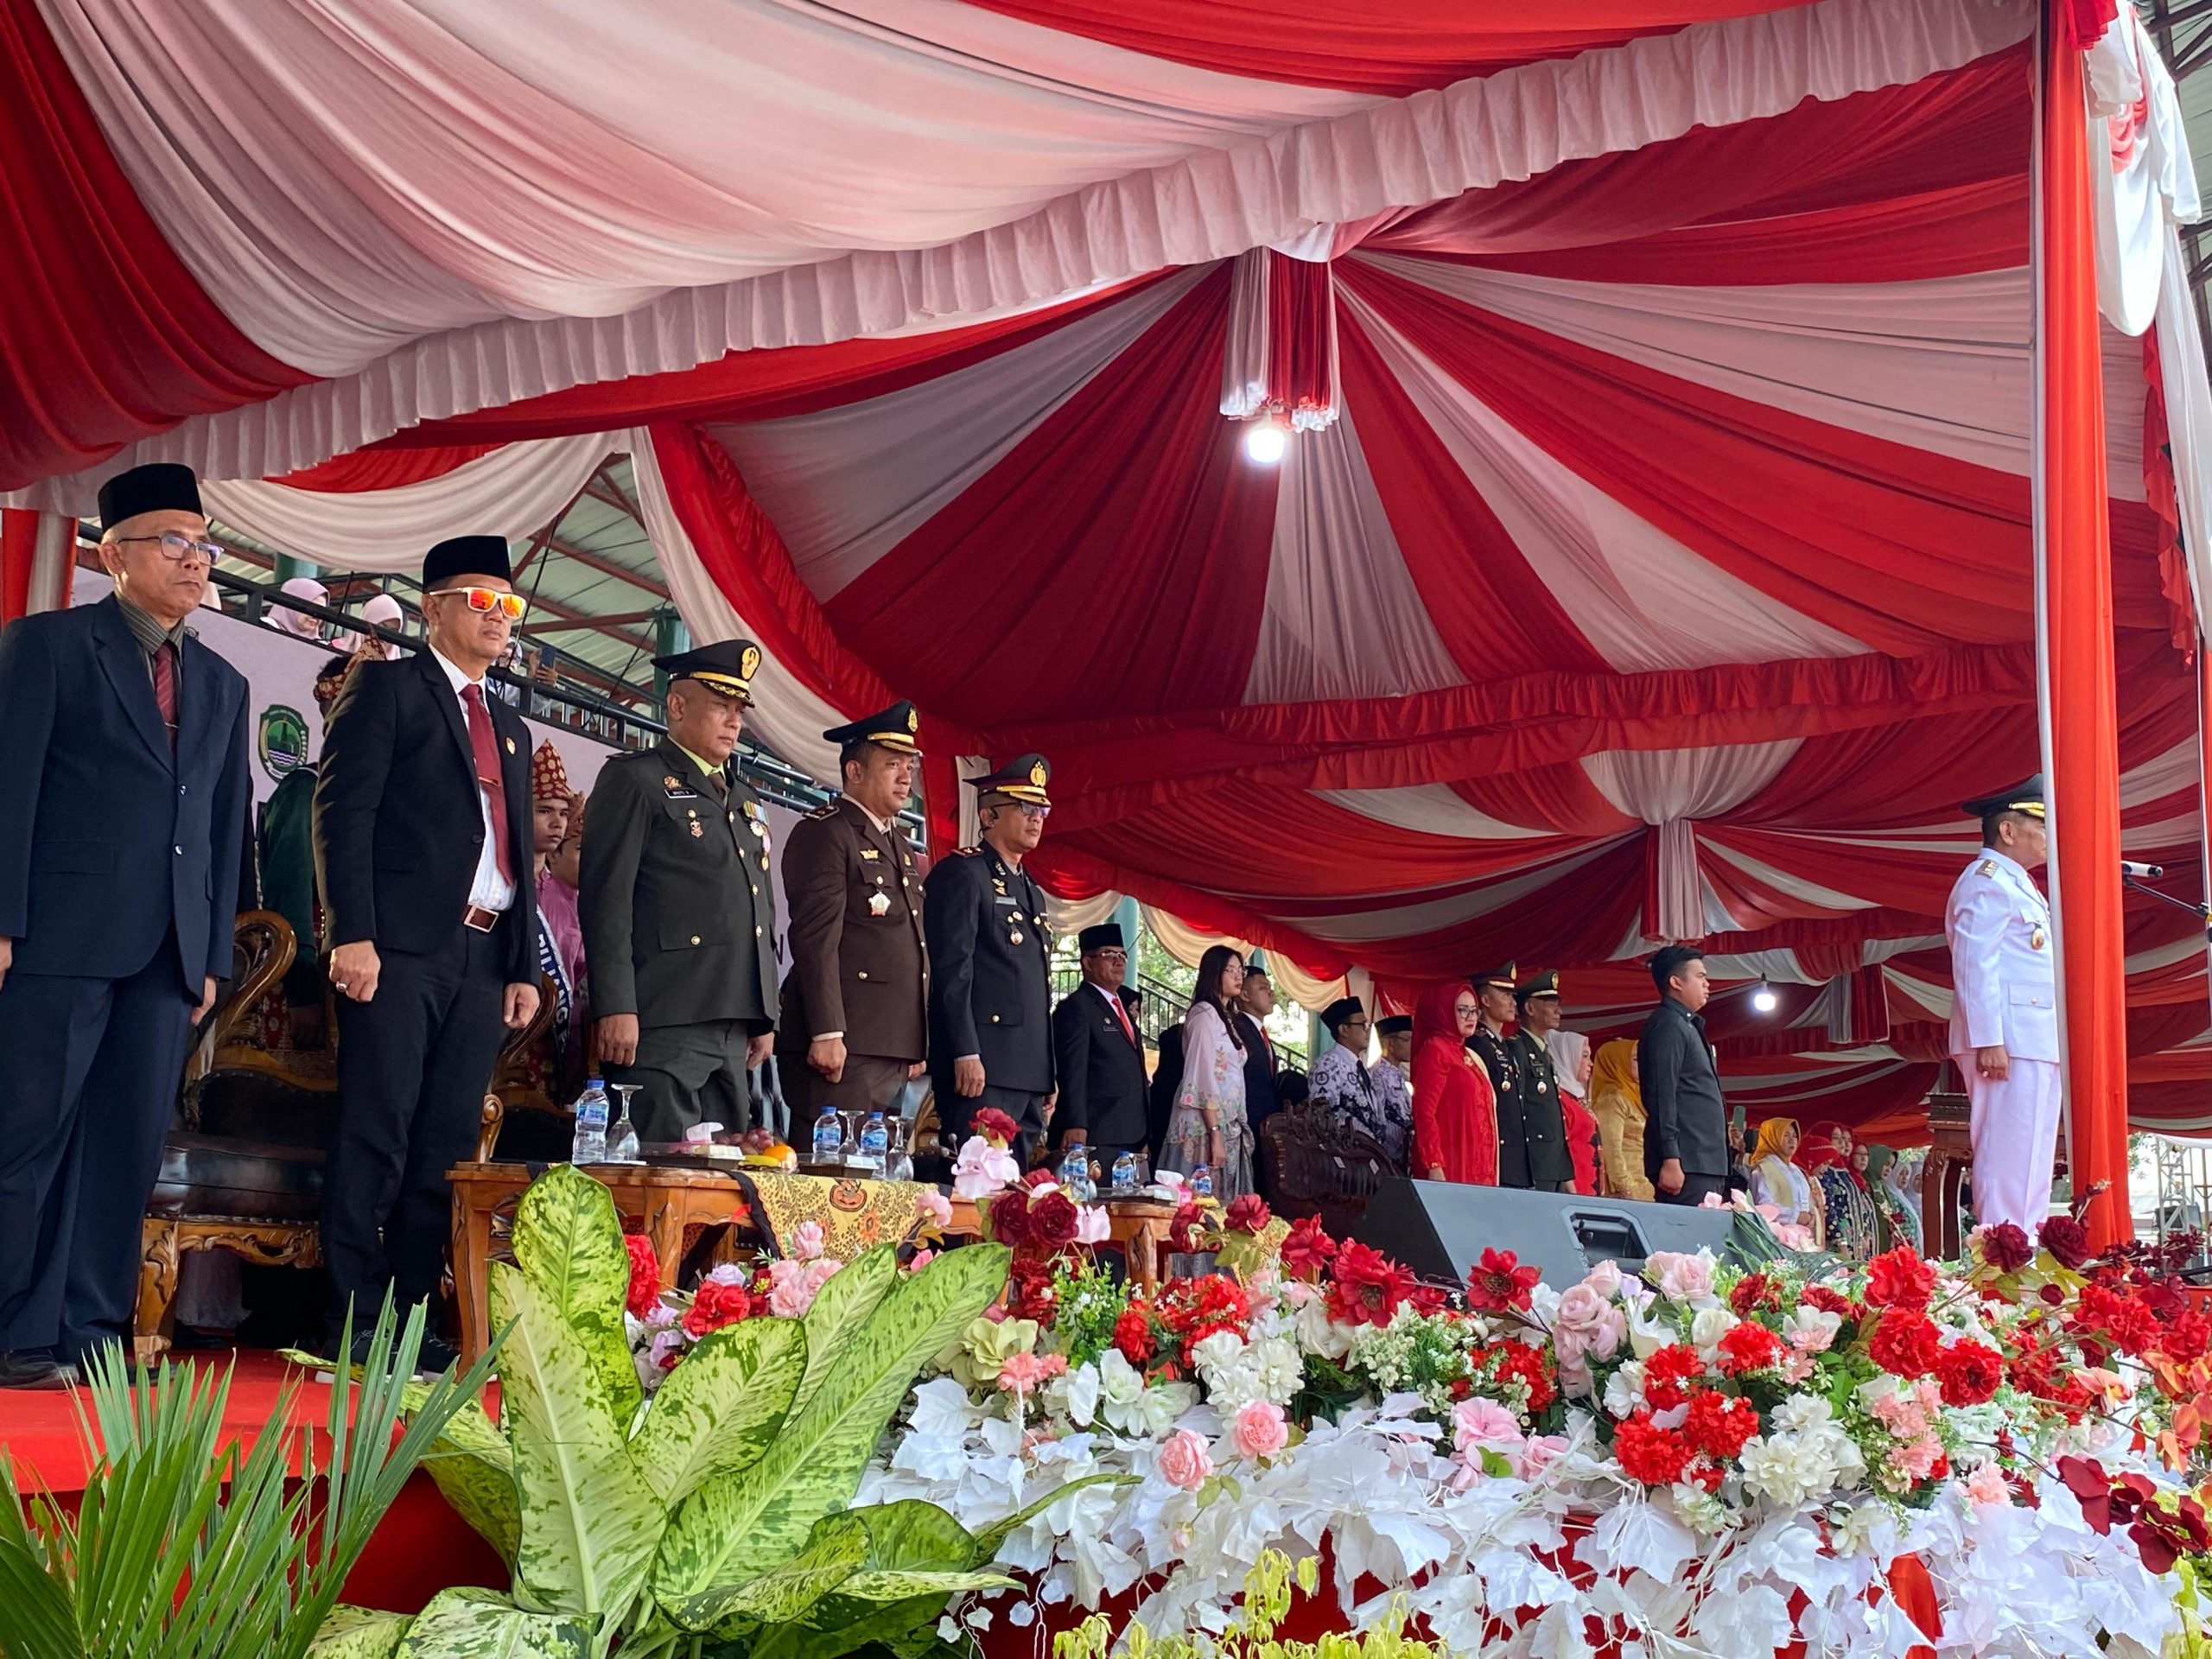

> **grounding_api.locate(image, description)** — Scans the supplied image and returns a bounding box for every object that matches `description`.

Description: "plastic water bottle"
[1191,1164,1214,1199]
[1110,1152,1138,1194]
[812,1107,843,1165]
[1058,1145,1095,1201]
[859,1110,889,1173]
[570,1079,609,1165]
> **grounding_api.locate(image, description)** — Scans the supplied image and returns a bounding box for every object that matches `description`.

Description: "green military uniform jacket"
[1510,1028,1574,1188]
[579,738,779,1032]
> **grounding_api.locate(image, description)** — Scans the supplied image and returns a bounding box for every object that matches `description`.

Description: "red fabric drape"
[1,508,74,623]
[1268,254,1338,426]
[2039,10,2132,1248]
[954,0,1806,95]
[0,0,309,490]
[271,443,504,492]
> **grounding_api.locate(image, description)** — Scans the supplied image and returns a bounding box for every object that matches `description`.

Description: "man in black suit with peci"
[1050,923,1149,1175]
[314,535,540,1366]
[0,462,251,1389]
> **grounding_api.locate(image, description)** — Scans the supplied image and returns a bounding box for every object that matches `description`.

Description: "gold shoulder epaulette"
[804,801,836,821]
[1977,858,1997,877]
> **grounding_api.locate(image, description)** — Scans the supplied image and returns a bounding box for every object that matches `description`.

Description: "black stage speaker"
[1352,1179,1745,1288]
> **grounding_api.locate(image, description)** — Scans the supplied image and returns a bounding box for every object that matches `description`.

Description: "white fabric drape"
[626,427,844,778]
[199,435,613,571]
[1220,250,1273,421]
[1043,889,1123,937]
[1140,905,1346,1010]
[1584,741,1801,940]
[15,0,2031,508]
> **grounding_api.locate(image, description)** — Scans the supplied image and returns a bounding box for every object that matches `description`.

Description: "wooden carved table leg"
[137,1217,181,1363]
[646,1189,687,1292]
[451,1180,501,1372]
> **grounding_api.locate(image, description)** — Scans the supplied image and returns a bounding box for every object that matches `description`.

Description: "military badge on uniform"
[690,822,705,838]
[1009,930,1024,945]
[505,736,516,753]
[868,891,892,917]
[664,776,681,789]
[2031,927,2046,950]
[860,848,880,861]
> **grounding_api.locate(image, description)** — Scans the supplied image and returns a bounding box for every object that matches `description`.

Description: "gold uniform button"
[689,934,701,945]
[989,1014,1001,1023]
[754,925,763,937]
[857,970,869,981]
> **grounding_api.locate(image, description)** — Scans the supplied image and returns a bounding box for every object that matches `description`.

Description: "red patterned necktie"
[152,640,178,747]
[461,683,518,886]
[1109,992,1135,1045]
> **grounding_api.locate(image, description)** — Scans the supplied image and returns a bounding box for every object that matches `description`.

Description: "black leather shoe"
[0,1351,75,1391]
[340,1329,461,1381]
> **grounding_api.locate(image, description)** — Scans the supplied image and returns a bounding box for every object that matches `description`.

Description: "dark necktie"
[152,640,178,748]
[461,683,518,887]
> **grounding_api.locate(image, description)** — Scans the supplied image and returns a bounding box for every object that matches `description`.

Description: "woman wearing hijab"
[1590,1039,1652,1201]
[1161,945,1254,1198]
[1864,1144,1924,1254]
[1748,1117,1822,1243]
[1546,1028,1600,1195]
[1801,1121,1877,1260]
[1411,982,1497,1185]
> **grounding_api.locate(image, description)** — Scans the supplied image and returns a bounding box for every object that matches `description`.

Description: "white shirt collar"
[1088,980,1123,1005]
[428,643,483,695]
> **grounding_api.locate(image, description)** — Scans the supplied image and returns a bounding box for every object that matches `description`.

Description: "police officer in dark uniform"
[1466,963,1535,1186]
[1510,970,1574,1192]
[581,639,779,1142]
[779,701,928,1118]
[925,754,1057,1164]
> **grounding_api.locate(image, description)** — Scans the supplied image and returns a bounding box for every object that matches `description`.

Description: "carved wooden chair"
[1257,1098,1395,1238]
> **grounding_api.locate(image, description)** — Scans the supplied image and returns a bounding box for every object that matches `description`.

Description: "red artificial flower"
[1280,1216,1338,1281]
[1113,1306,1155,1365]
[1023,1166,1059,1189]
[1936,1339,2005,1407]
[1224,1193,1272,1235]
[1006,1255,1058,1322]
[972,1107,1020,1147]
[624,1233,661,1319]
[1800,1285,1860,1320]
[2075,1283,2159,1358]
[1158,1274,1252,1349]
[2132,1491,2212,1575]
[1642,1344,1707,1411]
[2159,1308,2212,1364]
[1715,1319,1783,1377]
[1408,1281,1449,1317]
[1864,1247,1937,1313]
[1027,1189,1082,1251]
[1465,1247,1541,1315]
[1684,1389,1759,1461]
[1682,1454,1726,1494]
[1327,1240,1417,1329]
[1166,1198,1211,1255]
[1867,1309,1942,1378]
[682,1278,756,1338]
[1728,1273,1779,1316]
[2039,1216,2092,1272]
[1486,1338,1560,1415]
[987,1192,1034,1249]
[1979,1223,2035,1274]
[2057,1455,2113,1534]
[1612,1409,1694,1486]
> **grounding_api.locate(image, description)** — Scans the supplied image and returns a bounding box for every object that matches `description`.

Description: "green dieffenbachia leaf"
[409,1394,520,1564]
[630,1315,804,1508]
[395,1588,591,1658]
[652,1245,1011,1624]
[690,1512,872,1630]
[800,1501,1003,1635]
[310,1605,416,1659]
[509,1165,643,1431]
[489,1262,661,1627]
[789,1245,898,1420]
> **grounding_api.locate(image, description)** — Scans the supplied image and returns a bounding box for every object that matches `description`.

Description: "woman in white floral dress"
[1159,945,1253,1198]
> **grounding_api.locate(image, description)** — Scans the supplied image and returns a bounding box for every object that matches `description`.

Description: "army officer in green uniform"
[581,639,779,1142]
[1510,970,1575,1192]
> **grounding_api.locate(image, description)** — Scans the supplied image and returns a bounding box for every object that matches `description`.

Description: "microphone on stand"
[2120,861,2165,879]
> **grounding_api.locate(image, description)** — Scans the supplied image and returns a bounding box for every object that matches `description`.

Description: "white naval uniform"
[1944,848,2062,1232]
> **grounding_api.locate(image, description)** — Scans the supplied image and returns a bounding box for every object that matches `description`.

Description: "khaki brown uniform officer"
[924,754,1057,1165]
[779,701,929,1117]
[580,639,779,1142]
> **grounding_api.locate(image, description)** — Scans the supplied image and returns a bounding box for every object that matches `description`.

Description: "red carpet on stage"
[2,1348,508,1614]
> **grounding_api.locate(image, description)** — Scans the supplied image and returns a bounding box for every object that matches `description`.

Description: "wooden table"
[448,1160,1179,1369]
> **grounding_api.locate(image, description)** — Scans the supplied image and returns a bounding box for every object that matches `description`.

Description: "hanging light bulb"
[1243,416,1289,464]
[1751,981,1779,1014]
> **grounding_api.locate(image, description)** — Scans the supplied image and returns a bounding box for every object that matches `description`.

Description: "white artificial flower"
[1294,1288,1354,1360]
[1669,1482,1734,1535]
[1624,1300,1675,1361]
[1783,1305,1841,1354]
[1190,1330,1248,1375]
[1603,1361,1647,1420]
[1132,1379,1199,1439]
[1095,1349,1147,1432]
[1689,1305,1738,1354]
[1047,1362,1102,1428]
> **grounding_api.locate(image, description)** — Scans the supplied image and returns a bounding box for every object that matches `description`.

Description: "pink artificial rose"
[998,1352,1053,1396]
[791,1219,826,1262]
[1699,1192,1726,1209]
[1963,1463,2011,1507]
[1158,1428,1215,1491]
[905,1246,938,1273]
[1580,1260,1624,1301]
[952,1136,1021,1198]
[1553,1283,1626,1366]
[1230,1400,1290,1461]
[1517,1434,1569,1479]
[1646,1250,1717,1303]
[1074,1204,1111,1246]
[766,1257,821,1319]
[1452,1396,1525,1453]
[916,1190,954,1229]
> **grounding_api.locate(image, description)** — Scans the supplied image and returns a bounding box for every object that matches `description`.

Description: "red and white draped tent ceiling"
[7,0,2212,1143]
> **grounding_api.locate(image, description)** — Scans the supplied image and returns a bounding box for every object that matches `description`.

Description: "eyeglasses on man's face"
[1014,803,1050,822]
[114,531,224,564]
[432,585,528,620]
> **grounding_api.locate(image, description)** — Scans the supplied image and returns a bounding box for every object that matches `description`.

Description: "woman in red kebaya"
[1411,981,1497,1185]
